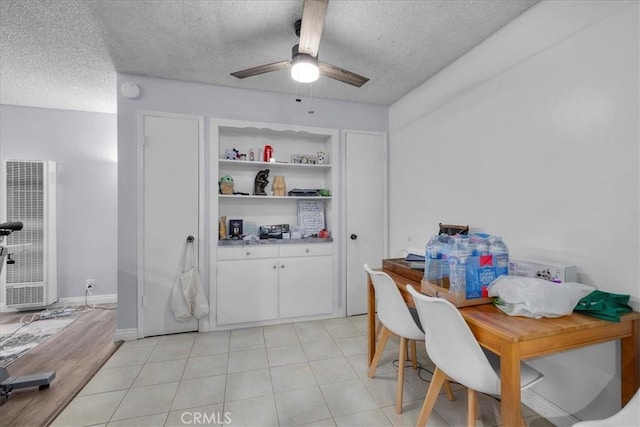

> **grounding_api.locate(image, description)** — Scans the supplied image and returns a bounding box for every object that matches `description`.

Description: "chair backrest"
[439,223,469,236]
[406,285,501,395]
[573,389,640,427]
[363,264,424,340]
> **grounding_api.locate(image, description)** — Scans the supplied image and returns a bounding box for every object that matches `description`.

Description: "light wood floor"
[0,306,121,426]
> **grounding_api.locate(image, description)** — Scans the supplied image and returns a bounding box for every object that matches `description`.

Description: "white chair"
[364,264,454,414]
[406,285,544,426]
[572,389,639,427]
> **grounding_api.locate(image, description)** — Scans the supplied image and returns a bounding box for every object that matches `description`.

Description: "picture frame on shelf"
[291,154,318,165]
[229,219,243,239]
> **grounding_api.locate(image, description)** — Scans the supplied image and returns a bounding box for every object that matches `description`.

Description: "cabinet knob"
[280,264,285,269]
[272,264,277,269]
[350,234,358,240]
[246,251,251,256]
[305,248,310,253]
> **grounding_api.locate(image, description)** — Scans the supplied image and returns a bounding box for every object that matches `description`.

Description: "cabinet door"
[279,256,333,319]
[216,258,278,325]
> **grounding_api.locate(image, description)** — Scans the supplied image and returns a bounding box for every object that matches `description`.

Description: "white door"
[345,131,387,315]
[142,114,200,336]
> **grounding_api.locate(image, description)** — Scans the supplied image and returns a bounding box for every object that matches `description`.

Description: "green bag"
[574,290,633,322]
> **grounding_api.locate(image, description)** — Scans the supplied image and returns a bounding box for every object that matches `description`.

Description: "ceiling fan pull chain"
[296,81,302,103]
[308,82,314,114]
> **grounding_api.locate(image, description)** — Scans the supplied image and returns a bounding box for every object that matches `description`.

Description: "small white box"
[508,258,577,283]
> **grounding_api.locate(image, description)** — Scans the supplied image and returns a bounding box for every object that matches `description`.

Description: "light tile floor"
[52,315,555,427]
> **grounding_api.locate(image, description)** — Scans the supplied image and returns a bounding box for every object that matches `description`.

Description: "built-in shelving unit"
[212,119,337,235]
[209,118,340,329]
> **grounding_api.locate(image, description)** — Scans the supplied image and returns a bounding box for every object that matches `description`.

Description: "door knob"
[350,234,358,240]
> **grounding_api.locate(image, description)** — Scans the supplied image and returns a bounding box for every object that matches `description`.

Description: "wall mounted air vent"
[1,160,57,310]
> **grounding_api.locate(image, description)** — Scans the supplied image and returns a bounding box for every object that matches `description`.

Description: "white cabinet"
[215,243,334,326]
[216,247,278,325]
[279,244,333,318]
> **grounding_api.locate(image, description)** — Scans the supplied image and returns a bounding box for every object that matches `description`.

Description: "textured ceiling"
[0,0,539,114]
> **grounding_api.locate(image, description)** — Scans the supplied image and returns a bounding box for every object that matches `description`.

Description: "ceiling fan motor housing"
[292,44,318,63]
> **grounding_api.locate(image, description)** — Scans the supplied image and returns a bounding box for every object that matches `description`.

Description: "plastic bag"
[488,275,595,319]
[574,290,633,322]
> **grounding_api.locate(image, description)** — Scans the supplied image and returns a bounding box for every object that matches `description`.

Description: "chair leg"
[368,326,391,378]
[444,380,455,401]
[410,340,418,370]
[467,388,477,427]
[416,367,447,427]
[396,336,407,414]
[521,411,527,426]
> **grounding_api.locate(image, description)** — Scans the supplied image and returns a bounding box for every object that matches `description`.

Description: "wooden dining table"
[368,259,639,427]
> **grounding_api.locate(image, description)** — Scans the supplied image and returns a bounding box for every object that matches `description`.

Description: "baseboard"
[114,328,138,342]
[0,293,117,312]
[522,389,580,426]
[59,293,117,307]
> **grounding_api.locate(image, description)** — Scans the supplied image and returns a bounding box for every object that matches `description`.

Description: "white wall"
[0,105,118,299]
[116,75,388,331]
[389,0,638,422]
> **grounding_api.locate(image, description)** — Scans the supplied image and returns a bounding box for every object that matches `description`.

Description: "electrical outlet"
[85,279,95,290]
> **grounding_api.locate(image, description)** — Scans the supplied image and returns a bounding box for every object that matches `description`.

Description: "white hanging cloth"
[170,238,209,321]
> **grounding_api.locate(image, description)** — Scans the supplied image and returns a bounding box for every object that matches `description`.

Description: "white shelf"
[219,159,331,169]
[218,195,332,200]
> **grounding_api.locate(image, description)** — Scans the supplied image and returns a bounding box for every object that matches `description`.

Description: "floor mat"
[0,317,76,368]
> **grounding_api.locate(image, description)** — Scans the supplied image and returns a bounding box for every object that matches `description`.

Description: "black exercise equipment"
[0,221,56,405]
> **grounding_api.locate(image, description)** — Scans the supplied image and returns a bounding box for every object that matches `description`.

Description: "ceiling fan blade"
[298,0,328,57]
[230,60,292,79]
[318,61,369,87]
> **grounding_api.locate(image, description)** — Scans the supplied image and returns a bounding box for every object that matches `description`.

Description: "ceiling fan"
[230,0,369,87]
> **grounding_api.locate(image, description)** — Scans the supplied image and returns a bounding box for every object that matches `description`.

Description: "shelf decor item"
[264,145,274,162]
[225,148,239,160]
[272,175,286,196]
[291,154,318,164]
[248,147,261,162]
[297,200,325,236]
[254,169,270,195]
[229,219,243,239]
[219,175,234,195]
[219,216,227,240]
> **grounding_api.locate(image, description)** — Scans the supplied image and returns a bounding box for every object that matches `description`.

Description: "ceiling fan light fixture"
[230,2,368,87]
[291,53,319,83]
